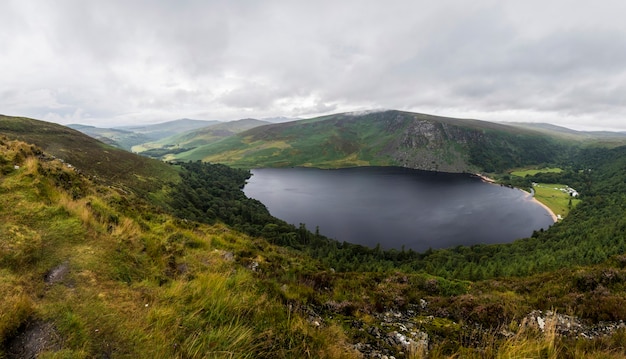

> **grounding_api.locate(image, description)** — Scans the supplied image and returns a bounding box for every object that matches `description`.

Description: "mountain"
[505,122,626,146]
[261,116,300,123]
[2,115,178,197]
[70,118,218,151]
[3,115,626,357]
[67,124,152,150]
[132,118,270,159]
[167,110,570,173]
[114,118,219,138]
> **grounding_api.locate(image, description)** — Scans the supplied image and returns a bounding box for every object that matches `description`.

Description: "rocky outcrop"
[523,310,626,339]
[380,114,481,172]
[320,298,626,358]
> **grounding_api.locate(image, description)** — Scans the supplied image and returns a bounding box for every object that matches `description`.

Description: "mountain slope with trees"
[132,118,270,159]
[69,118,218,151]
[167,110,578,173]
[2,115,626,358]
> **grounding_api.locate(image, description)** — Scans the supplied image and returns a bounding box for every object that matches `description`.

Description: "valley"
[2,112,626,358]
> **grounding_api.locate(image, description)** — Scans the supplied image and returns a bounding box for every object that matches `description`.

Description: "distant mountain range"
[68,110,626,174]
[130,118,270,159]
[68,117,298,152]
[4,112,626,357]
[149,110,626,172]
[68,118,218,150]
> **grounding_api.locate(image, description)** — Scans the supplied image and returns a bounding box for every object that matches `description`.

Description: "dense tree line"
[169,161,288,236]
[467,132,566,172]
[168,161,424,271]
[170,144,626,279]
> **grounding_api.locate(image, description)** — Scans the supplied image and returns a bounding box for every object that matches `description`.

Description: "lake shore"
[474,173,558,223]
[520,188,559,223]
[474,173,497,183]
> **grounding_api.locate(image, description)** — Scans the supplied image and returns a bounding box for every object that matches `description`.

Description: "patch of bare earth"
[6,320,61,359]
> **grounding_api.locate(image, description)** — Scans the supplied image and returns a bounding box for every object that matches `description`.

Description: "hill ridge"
[3,115,626,357]
[168,109,565,172]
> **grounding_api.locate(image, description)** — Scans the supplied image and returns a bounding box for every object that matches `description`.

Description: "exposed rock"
[524,310,626,339]
[44,261,70,285]
[220,250,234,261]
[5,320,61,359]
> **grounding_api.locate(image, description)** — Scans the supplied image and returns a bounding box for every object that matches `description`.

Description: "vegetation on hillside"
[0,115,179,204]
[0,137,358,358]
[165,110,575,174]
[132,118,269,158]
[4,115,626,357]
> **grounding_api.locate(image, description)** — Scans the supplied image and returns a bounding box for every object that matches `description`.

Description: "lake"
[243,167,554,252]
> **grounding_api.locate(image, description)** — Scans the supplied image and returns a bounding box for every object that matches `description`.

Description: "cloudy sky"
[2,1,626,130]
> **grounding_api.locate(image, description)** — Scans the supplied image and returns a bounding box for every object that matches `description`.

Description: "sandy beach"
[519,188,558,223]
[530,196,558,223]
[475,173,558,223]
[474,173,497,183]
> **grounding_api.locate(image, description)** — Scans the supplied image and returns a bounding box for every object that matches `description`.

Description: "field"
[508,167,579,219]
[511,167,563,177]
[533,183,581,219]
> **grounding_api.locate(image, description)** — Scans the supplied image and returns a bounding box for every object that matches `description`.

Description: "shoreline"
[475,173,558,223]
[474,173,496,183]
[519,188,559,223]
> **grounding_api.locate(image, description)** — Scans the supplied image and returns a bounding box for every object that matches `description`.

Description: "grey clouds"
[2,0,626,130]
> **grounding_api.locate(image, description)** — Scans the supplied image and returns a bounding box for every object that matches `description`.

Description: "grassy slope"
[132,119,269,156]
[2,122,626,357]
[0,138,356,358]
[0,115,179,203]
[169,110,564,173]
[173,113,399,168]
[1,139,626,358]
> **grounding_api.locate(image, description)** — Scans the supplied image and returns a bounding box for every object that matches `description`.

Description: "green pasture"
[533,183,580,219]
[511,167,563,177]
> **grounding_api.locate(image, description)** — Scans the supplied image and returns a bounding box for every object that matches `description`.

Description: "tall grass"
[0,281,34,340]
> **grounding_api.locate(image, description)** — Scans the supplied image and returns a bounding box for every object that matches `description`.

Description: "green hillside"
[3,116,626,357]
[505,122,626,147]
[133,118,269,159]
[169,110,568,173]
[67,124,152,150]
[70,119,218,151]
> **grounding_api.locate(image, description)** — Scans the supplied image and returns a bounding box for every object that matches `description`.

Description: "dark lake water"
[243,167,554,252]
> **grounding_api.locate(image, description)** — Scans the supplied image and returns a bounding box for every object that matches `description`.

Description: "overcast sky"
[2,1,626,130]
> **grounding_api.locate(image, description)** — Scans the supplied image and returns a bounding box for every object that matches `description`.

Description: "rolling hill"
[132,118,270,159]
[69,118,218,151]
[505,122,626,146]
[1,115,179,197]
[3,115,626,357]
[167,110,568,173]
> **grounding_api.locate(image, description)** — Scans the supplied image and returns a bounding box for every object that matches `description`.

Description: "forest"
[4,119,626,357]
[168,144,626,281]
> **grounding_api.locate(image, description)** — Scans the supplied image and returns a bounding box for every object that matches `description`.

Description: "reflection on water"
[244,167,553,251]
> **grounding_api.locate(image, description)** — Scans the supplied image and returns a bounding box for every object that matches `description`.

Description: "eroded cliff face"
[378,113,484,173]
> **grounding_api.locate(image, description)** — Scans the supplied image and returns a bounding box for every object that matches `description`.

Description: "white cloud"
[1,0,626,130]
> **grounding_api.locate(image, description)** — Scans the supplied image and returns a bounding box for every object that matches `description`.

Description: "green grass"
[0,140,358,358]
[0,115,180,198]
[168,110,569,173]
[533,183,581,219]
[511,167,563,177]
[4,127,626,358]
